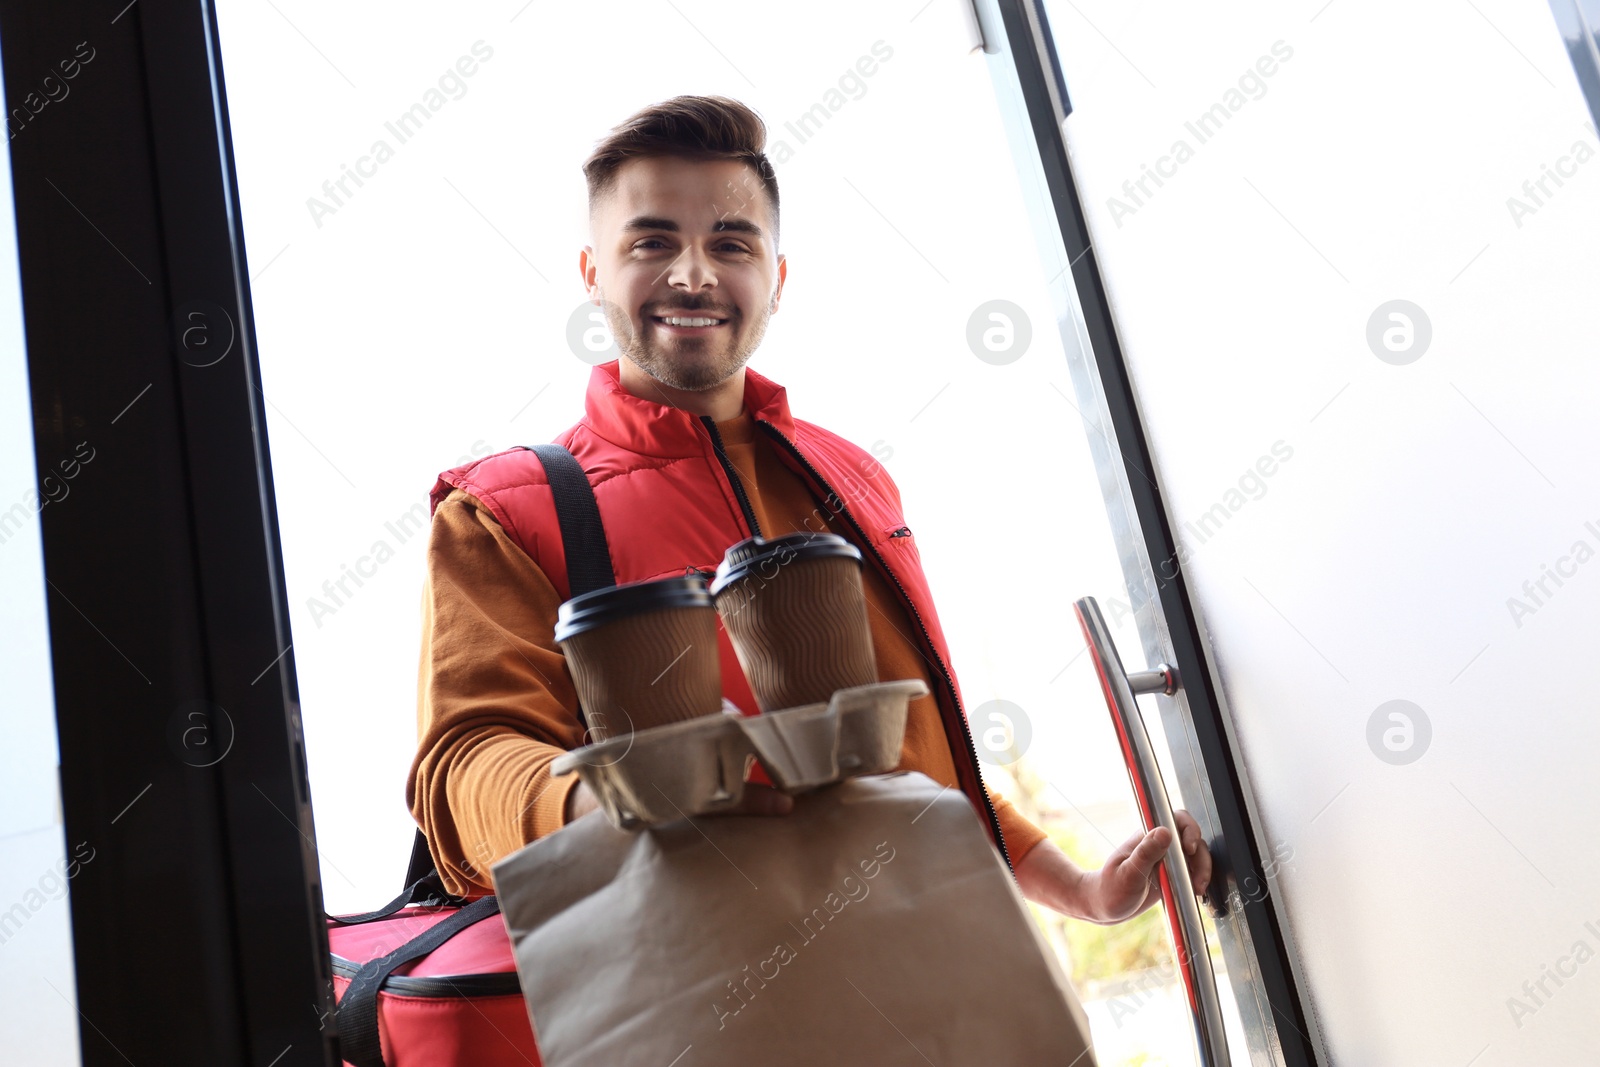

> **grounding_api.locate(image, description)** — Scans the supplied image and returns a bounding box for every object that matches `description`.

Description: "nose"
[664,242,716,292]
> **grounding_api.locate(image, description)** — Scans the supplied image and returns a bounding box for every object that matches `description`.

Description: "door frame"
[2,2,336,1063]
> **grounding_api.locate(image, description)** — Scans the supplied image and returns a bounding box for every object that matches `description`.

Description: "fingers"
[564,780,599,823]
[1110,814,1216,907]
[1164,809,1203,857]
[1102,829,1141,868]
[1172,810,1212,897]
[1124,826,1170,879]
[731,784,795,817]
[1174,809,1201,855]
[1189,846,1213,898]
[1185,829,1212,897]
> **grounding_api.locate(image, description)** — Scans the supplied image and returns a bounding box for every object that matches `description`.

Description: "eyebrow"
[621,215,765,239]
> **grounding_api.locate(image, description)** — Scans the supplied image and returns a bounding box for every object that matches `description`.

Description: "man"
[407,95,1211,926]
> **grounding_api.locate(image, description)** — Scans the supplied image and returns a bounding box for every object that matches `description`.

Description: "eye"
[633,238,669,250]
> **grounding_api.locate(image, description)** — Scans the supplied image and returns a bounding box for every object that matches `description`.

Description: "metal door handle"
[1073,596,1231,1067]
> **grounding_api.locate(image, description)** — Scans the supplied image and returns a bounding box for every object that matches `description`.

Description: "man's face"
[582,156,785,392]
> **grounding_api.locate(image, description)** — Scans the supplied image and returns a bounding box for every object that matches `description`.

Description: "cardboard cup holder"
[737,703,839,793]
[550,678,929,830]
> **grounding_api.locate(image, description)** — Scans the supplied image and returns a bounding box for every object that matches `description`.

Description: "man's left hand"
[1014,808,1213,924]
[1079,809,1212,924]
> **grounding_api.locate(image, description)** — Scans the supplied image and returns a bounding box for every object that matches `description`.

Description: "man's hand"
[1081,809,1213,923]
[1015,808,1213,924]
[563,779,796,823]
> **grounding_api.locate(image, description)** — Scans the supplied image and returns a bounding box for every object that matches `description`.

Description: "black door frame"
[3,2,335,1063]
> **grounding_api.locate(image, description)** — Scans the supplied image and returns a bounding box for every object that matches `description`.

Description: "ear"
[578,246,600,302]
[769,254,788,313]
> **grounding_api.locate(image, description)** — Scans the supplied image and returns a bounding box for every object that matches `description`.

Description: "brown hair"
[582,95,780,243]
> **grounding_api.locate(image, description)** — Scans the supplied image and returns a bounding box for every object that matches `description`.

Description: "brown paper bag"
[492,771,1097,1066]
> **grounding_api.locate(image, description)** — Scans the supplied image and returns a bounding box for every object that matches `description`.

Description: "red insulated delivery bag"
[326,894,540,1067]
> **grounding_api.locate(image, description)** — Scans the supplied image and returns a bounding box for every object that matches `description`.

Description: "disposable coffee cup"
[709,532,878,712]
[555,575,723,741]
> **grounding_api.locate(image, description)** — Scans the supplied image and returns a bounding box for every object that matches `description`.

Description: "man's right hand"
[563,779,795,823]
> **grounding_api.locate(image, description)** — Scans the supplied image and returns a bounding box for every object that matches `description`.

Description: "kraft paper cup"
[556,575,723,741]
[709,533,878,713]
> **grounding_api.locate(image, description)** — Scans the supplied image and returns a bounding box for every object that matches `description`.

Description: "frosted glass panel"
[1043,0,1600,1062]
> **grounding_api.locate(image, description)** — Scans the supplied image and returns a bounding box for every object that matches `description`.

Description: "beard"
[601,293,774,392]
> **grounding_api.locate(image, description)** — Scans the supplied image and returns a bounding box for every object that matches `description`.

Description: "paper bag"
[492,770,1097,1066]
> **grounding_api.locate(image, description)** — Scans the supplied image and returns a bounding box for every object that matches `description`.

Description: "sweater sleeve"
[984,786,1049,868]
[406,486,586,897]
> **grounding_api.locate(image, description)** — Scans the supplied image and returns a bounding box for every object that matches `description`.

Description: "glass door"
[981,0,1600,1063]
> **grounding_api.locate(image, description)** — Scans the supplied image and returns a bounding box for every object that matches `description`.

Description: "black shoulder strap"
[398,822,439,899]
[522,442,616,596]
[400,443,614,890]
[336,895,503,1067]
[334,848,463,927]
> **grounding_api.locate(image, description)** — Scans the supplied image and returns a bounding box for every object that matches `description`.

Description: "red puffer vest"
[429,360,1007,866]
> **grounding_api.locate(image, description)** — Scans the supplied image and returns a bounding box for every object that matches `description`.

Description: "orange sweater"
[408,408,1047,895]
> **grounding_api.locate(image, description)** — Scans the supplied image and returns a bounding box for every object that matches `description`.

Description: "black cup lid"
[709,532,862,596]
[555,574,713,642]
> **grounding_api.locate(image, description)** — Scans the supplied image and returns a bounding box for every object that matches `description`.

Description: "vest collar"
[582,359,798,458]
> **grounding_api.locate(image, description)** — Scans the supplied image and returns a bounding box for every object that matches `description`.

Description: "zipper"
[330,953,522,998]
[889,525,912,538]
[753,420,1012,874]
[699,415,763,538]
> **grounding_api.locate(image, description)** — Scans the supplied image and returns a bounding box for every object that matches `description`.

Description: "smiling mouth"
[650,313,730,332]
